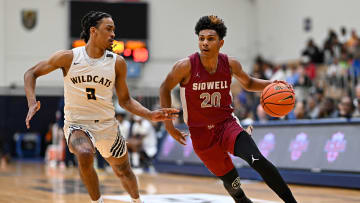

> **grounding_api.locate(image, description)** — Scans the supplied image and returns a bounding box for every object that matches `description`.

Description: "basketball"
[260,82,295,117]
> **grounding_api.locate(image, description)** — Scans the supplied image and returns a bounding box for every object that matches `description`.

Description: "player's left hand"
[245,125,253,135]
[25,101,41,129]
[148,108,180,122]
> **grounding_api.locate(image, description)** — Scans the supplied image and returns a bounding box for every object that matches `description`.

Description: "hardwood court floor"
[0,161,359,203]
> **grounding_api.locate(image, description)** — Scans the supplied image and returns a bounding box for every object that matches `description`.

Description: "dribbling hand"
[273,80,294,93]
[25,101,41,129]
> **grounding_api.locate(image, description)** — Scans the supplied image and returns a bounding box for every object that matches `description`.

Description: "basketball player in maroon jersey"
[160,15,297,203]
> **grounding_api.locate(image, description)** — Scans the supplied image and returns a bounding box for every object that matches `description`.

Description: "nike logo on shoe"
[73,62,80,65]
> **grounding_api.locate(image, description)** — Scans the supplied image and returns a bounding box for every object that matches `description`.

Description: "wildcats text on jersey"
[192,80,228,91]
[70,75,112,87]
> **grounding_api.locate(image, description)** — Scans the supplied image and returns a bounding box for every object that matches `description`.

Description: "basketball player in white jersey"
[24,11,178,203]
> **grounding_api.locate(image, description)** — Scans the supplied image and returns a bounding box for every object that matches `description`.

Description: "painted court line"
[104,193,280,203]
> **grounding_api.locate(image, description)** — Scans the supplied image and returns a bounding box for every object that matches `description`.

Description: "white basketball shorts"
[63,118,126,158]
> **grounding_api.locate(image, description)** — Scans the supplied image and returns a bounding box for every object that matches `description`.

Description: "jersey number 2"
[200,92,221,108]
[86,88,96,100]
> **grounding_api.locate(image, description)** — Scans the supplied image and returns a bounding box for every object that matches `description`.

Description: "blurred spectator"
[323,29,338,64]
[346,29,359,55]
[128,115,157,172]
[295,65,312,88]
[339,26,349,44]
[233,89,248,120]
[256,104,269,123]
[318,98,338,118]
[294,64,312,102]
[352,85,360,117]
[294,100,308,119]
[327,58,342,84]
[312,86,325,104]
[240,108,254,126]
[44,97,66,168]
[349,52,360,79]
[251,56,267,79]
[271,64,287,82]
[337,96,355,118]
[115,105,130,139]
[302,39,323,64]
[44,120,65,168]
[285,63,299,86]
[306,96,320,119]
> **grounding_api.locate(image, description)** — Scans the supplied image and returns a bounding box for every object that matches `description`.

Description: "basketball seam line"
[262,90,294,101]
[263,103,294,105]
[263,104,281,116]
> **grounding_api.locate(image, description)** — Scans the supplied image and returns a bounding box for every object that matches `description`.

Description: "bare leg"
[106,151,140,199]
[69,130,100,201]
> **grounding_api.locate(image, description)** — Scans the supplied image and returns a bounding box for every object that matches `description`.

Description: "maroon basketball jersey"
[180,52,234,127]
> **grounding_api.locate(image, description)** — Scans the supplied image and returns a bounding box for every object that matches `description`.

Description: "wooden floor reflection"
[0,161,359,203]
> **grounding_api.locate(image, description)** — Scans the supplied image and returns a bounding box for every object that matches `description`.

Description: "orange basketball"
[260,82,295,117]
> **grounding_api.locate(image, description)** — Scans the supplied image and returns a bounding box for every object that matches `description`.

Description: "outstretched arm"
[159,58,191,145]
[229,57,272,92]
[24,50,72,129]
[114,55,178,122]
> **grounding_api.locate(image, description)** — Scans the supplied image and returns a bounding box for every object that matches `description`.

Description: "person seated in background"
[352,85,360,117]
[337,96,355,118]
[306,96,320,119]
[115,105,131,140]
[302,38,323,64]
[127,115,157,173]
[256,104,269,123]
[317,97,338,119]
[293,100,309,119]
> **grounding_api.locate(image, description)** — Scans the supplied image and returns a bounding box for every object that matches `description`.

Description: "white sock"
[91,196,104,203]
[131,197,142,203]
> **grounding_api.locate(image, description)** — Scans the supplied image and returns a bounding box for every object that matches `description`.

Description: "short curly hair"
[195,15,227,40]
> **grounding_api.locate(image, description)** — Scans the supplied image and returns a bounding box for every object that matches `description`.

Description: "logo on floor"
[104,193,280,203]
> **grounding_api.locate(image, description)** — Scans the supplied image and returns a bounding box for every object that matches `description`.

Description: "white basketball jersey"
[64,46,116,121]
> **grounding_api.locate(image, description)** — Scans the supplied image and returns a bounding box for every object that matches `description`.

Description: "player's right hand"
[25,101,41,129]
[168,128,188,145]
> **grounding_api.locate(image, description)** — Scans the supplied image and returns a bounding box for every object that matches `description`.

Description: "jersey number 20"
[86,88,96,100]
[200,92,221,108]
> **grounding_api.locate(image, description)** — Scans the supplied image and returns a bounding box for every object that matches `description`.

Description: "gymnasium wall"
[0,0,5,87]
[0,0,256,89]
[138,0,257,88]
[0,0,68,89]
[1,0,360,88]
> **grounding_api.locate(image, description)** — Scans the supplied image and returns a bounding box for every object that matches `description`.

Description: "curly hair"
[80,11,112,43]
[195,15,227,40]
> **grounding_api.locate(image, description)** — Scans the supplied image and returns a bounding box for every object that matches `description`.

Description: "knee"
[112,164,133,178]
[218,168,246,200]
[74,148,94,168]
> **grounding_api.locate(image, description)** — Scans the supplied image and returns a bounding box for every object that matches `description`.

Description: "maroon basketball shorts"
[189,116,244,176]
